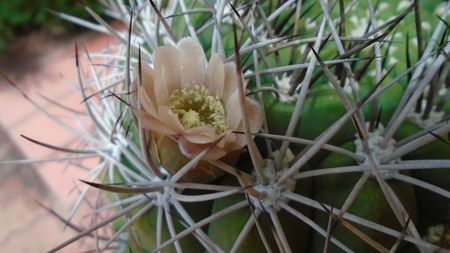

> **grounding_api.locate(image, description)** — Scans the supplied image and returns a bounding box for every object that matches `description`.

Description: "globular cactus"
[15,0,450,252]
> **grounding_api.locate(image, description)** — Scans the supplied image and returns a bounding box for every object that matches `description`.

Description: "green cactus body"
[310,141,417,253]
[130,190,213,253]
[131,206,203,253]
[121,0,448,250]
[208,174,312,253]
[395,121,450,222]
[360,76,404,126]
[264,85,355,146]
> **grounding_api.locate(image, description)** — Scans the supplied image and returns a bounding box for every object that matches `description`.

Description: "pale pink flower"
[135,37,263,161]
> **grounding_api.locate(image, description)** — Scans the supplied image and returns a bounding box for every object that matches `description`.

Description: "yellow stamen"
[170,85,229,134]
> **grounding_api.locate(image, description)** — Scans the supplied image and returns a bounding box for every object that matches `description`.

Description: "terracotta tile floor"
[0,30,118,252]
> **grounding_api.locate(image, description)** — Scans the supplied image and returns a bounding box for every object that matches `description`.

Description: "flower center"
[169,85,229,134]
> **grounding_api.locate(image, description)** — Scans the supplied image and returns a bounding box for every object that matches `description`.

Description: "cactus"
[3,0,450,252]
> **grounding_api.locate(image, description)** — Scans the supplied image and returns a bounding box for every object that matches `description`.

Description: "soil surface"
[0,28,117,252]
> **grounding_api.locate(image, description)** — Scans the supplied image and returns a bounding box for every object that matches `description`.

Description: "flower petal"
[159,106,217,144]
[140,64,156,101]
[153,46,180,105]
[179,136,227,160]
[135,64,159,115]
[244,96,264,133]
[183,126,217,144]
[140,86,158,116]
[222,132,245,150]
[217,131,237,148]
[225,89,242,129]
[177,37,207,87]
[222,62,239,102]
[178,136,208,158]
[135,110,177,136]
[158,106,185,133]
[205,54,225,97]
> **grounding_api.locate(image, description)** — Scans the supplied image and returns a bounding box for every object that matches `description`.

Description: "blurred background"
[0,2,116,252]
[0,1,103,50]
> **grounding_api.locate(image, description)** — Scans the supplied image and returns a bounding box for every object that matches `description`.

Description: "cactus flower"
[136,37,263,162]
